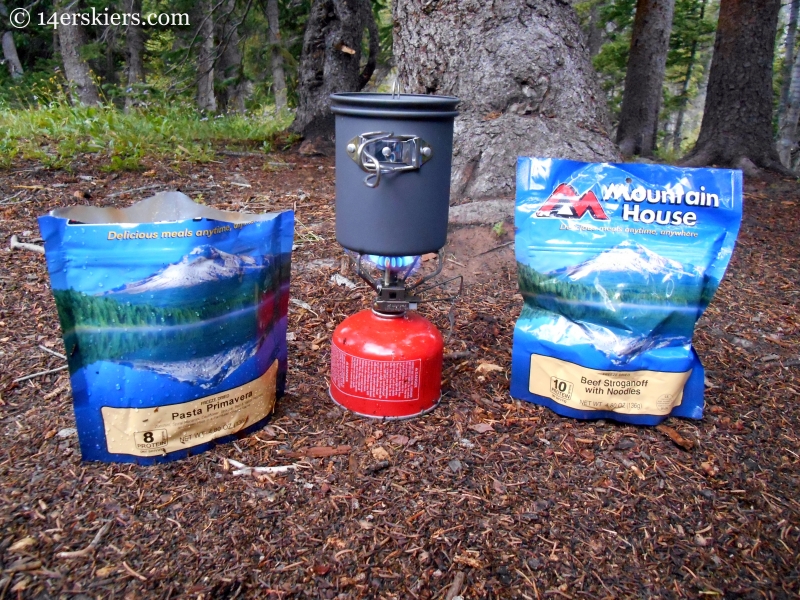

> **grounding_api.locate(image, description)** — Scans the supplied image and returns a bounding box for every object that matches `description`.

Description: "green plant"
[0,100,294,171]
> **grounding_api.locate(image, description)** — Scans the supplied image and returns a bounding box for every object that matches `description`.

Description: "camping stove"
[327,91,460,419]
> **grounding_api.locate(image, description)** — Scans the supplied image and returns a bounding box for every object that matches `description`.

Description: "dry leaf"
[291,445,351,458]
[656,424,694,450]
[469,422,494,434]
[387,434,409,446]
[371,446,390,461]
[475,363,503,375]
[96,566,116,577]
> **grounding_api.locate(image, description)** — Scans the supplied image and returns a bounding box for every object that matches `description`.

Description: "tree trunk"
[266,0,287,112]
[0,4,22,79]
[615,0,676,157]
[584,1,606,58]
[57,0,101,106]
[291,0,378,141]
[394,0,619,201]
[196,0,217,113]
[777,0,800,133]
[215,0,247,113]
[1,31,23,79]
[682,0,789,174]
[124,0,145,111]
[778,43,800,167]
[672,0,707,153]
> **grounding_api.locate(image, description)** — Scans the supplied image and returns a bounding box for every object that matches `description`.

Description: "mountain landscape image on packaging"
[53,245,290,385]
[518,241,718,342]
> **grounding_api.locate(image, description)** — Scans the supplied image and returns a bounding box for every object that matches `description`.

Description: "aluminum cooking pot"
[330,92,459,256]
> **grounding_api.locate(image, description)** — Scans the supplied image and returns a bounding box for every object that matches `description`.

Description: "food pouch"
[38,192,294,463]
[510,158,742,425]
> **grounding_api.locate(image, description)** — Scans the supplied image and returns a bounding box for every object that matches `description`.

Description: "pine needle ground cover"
[0,155,798,598]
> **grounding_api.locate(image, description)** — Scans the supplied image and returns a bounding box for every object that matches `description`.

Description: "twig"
[445,571,466,600]
[56,521,113,559]
[0,191,24,205]
[105,184,164,199]
[13,365,68,383]
[472,240,514,257]
[217,150,263,158]
[9,235,45,254]
[39,345,67,360]
[226,458,304,476]
[122,560,148,581]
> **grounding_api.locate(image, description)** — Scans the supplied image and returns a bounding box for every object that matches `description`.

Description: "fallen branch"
[56,521,113,559]
[9,235,45,255]
[13,365,68,383]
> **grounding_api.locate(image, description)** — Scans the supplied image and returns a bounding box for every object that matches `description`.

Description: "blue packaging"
[511,158,742,425]
[38,192,294,463]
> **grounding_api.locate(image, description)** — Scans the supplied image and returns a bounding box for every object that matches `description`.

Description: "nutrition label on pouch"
[529,354,690,415]
[101,360,278,457]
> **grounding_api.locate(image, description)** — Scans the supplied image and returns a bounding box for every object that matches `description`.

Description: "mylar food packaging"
[38,192,294,463]
[511,159,742,425]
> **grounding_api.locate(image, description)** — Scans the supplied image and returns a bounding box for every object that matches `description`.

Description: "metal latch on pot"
[346,131,433,188]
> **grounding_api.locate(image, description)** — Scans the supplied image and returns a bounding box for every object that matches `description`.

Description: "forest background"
[0,0,797,175]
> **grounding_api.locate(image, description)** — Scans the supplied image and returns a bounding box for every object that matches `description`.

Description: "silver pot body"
[330,93,459,256]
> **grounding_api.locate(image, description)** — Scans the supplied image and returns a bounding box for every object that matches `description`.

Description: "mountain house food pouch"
[511,159,742,425]
[39,192,294,463]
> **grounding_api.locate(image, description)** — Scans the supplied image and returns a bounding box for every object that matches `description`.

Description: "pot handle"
[345,131,433,188]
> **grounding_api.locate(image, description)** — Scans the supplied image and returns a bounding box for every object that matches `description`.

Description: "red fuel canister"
[330,309,443,419]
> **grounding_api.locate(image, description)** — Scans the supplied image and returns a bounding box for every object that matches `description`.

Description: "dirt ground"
[0,152,798,599]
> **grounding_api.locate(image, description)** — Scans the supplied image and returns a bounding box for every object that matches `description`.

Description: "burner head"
[364,254,420,273]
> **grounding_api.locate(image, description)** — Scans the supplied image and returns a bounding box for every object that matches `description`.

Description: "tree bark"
[215,0,247,113]
[615,0,676,157]
[681,0,790,174]
[124,0,145,111]
[394,0,619,201]
[196,0,217,113]
[672,0,707,153]
[1,31,23,79]
[57,0,101,106]
[0,4,22,79]
[778,42,800,167]
[777,0,800,134]
[291,0,379,141]
[266,0,287,112]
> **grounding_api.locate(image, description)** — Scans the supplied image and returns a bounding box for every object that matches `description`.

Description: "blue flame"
[365,255,420,272]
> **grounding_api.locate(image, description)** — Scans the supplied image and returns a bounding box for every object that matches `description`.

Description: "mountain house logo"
[536,183,609,220]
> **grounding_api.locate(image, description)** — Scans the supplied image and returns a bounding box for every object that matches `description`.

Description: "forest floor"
[0,150,798,600]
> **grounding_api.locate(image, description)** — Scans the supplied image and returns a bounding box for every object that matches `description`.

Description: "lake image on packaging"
[510,158,742,425]
[38,196,294,463]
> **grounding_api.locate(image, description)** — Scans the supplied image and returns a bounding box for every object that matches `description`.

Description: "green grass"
[0,91,294,171]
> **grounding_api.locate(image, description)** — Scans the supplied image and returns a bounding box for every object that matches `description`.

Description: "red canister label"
[331,344,420,401]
